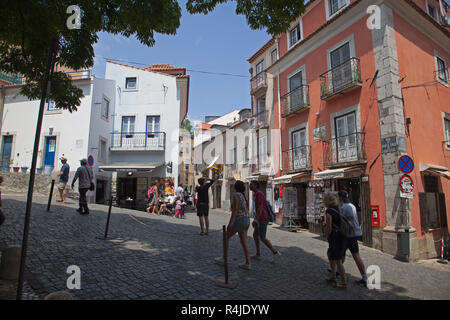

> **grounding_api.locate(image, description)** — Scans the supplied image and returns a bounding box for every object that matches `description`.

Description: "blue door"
[44,136,56,174]
[1,136,13,171]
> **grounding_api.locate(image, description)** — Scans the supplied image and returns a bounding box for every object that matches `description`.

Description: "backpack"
[266,201,276,223]
[331,207,356,238]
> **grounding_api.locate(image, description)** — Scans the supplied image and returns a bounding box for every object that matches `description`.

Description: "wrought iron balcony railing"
[282,145,311,173]
[323,132,366,168]
[320,58,362,100]
[250,72,267,94]
[0,72,24,84]
[254,110,269,128]
[251,156,271,175]
[281,85,310,118]
[110,132,166,151]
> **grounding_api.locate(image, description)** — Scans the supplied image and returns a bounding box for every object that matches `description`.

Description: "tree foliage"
[186,0,306,35]
[181,118,193,134]
[0,0,182,112]
[0,0,304,113]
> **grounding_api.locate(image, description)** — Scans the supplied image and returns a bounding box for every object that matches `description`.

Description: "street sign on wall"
[398,155,414,174]
[399,174,414,199]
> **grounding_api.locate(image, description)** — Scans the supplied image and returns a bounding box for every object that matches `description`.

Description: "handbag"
[84,166,95,191]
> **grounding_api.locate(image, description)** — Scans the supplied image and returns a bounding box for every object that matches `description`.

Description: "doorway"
[1,135,13,171]
[96,180,106,204]
[44,136,56,174]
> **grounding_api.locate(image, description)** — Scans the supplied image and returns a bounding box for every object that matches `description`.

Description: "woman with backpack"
[146,180,159,215]
[215,180,251,270]
[324,192,347,289]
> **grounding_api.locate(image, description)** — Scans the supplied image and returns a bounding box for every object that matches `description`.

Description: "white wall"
[105,62,181,185]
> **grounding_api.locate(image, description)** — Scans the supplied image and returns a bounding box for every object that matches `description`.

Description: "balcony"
[323,132,366,168]
[110,132,166,151]
[0,72,24,85]
[251,156,271,175]
[320,58,362,101]
[254,110,269,128]
[281,85,310,118]
[250,72,267,95]
[65,69,92,80]
[282,145,311,173]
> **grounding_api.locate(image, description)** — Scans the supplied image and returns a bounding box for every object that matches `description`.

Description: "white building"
[100,61,189,209]
[1,70,116,203]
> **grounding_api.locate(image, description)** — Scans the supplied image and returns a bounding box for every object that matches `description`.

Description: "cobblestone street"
[0,193,449,300]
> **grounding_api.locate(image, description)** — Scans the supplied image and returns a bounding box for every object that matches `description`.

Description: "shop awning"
[273,172,310,184]
[314,167,362,180]
[98,162,164,172]
[420,163,450,179]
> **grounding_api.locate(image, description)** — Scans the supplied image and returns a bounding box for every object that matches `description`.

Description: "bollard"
[216,225,237,289]
[103,197,113,239]
[47,179,55,212]
[438,236,448,265]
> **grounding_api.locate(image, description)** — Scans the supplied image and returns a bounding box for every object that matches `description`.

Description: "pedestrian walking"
[71,159,94,215]
[249,180,280,263]
[195,176,216,235]
[324,192,347,289]
[173,196,184,219]
[175,183,185,202]
[56,157,70,204]
[215,180,251,270]
[146,180,159,215]
[338,190,368,286]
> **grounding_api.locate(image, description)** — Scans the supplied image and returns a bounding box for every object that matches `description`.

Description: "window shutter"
[419,193,430,231]
[438,193,448,228]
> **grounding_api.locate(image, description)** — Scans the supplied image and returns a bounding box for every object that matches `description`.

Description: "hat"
[338,190,349,200]
[60,157,67,161]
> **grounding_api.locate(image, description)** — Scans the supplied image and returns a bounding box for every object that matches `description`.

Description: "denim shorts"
[253,221,269,239]
[231,217,250,233]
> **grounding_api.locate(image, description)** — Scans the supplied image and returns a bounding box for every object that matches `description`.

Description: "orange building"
[249,0,450,260]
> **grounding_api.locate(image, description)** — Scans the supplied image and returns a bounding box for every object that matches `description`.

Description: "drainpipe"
[277,68,282,172]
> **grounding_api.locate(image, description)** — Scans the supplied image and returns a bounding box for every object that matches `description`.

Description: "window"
[121,116,135,135]
[330,42,352,90]
[419,175,447,231]
[146,116,160,133]
[101,97,109,120]
[291,129,307,169]
[47,100,58,111]
[125,77,137,89]
[255,61,264,75]
[289,24,302,48]
[328,0,348,16]
[445,118,450,145]
[428,4,438,21]
[100,140,107,162]
[256,96,266,114]
[271,49,278,65]
[335,112,357,162]
[436,56,448,83]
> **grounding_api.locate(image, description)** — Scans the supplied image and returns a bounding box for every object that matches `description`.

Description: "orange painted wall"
[273,16,387,227]
[394,11,450,238]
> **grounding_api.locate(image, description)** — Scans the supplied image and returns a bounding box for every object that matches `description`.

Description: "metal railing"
[320,58,362,100]
[251,72,267,93]
[281,85,310,117]
[282,145,311,172]
[111,132,166,150]
[251,156,271,175]
[254,109,269,128]
[323,132,366,167]
[0,72,24,84]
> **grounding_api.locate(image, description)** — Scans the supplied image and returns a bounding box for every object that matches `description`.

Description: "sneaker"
[215,257,224,265]
[76,208,83,213]
[250,255,261,260]
[356,279,367,286]
[239,263,251,270]
[271,252,281,264]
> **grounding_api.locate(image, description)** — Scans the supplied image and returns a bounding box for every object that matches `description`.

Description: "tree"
[0,0,182,112]
[186,0,306,35]
[181,118,193,134]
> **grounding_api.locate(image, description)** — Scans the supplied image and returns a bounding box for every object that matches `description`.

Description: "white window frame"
[287,19,303,50]
[287,65,307,94]
[426,0,440,23]
[442,112,450,150]
[99,137,107,163]
[326,34,356,71]
[101,96,110,121]
[146,115,161,133]
[325,0,349,21]
[271,48,278,65]
[124,76,138,91]
[255,60,265,76]
[435,51,449,87]
[121,116,136,135]
[45,99,62,115]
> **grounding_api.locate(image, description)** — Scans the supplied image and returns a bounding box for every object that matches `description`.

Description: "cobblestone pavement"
[0,193,449,300]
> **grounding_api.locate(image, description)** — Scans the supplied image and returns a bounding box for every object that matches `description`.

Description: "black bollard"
[104,197,113,239]
[47,180,55,212]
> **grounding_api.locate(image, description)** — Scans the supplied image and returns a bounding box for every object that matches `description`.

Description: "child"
[173,196,183,219]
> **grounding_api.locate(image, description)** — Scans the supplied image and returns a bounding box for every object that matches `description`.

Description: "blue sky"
[93,1,271,123]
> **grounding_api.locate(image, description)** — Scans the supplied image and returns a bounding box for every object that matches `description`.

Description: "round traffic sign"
[398,156,414,174]
[88,155,94,167]
[399,174,414,194]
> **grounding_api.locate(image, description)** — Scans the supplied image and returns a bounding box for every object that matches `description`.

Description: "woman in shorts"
[215,180,251,270]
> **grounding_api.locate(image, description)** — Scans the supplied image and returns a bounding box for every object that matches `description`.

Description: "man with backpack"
[249,180,280,263]
[338,190,368,286]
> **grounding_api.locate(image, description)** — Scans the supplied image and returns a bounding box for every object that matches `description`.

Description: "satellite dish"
[206,154,220,171]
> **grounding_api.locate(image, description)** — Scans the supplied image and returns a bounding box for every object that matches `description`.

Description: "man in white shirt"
[338,190,368,286]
